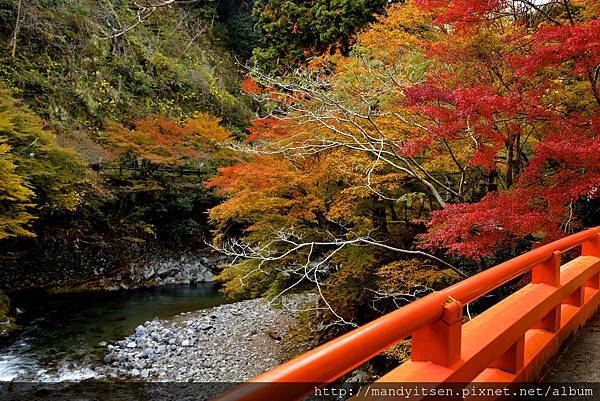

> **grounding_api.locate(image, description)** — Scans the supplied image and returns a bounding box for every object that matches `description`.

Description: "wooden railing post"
[412,300,462,367]
[586,273,600,289]
[532,251,562,332]
[532,250,561,286]
[582,233,600,289]
[490,335,525,373]
[563,287,585,307]
[535,307,561,332]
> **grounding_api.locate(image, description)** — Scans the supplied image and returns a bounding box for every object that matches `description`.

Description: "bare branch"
[231,60,472,207]
[366,286,434,312]
[100,0,196,39]
[209,228,467,327]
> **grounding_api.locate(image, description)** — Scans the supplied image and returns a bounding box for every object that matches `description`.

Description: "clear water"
[0,284,226,381]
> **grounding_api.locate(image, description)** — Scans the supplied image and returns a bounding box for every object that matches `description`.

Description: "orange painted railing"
[217,227,600,401]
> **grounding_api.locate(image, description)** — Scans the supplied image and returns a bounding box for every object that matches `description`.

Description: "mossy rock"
[0,291,17,338]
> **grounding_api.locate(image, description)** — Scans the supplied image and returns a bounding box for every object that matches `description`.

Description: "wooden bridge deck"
[544,312,600,382]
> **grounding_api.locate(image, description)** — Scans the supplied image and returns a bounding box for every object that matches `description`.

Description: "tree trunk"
[506,133,514,188]
[514,133,521,179]
[10,0,22,58]
[487,170,498,193]
[388,201,399,222]
[371,201,388,236]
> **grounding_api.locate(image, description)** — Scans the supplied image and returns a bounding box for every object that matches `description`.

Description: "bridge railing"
[217,227,600,401]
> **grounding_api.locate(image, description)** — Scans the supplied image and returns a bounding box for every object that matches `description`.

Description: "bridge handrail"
[217,226,600,401]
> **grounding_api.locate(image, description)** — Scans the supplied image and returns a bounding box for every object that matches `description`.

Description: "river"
[0,284,227,381]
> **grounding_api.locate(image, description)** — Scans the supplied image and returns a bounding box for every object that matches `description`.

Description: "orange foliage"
[106,114,234,165]
[208,156,326,236]
[246,118,293,142]
[241,77,262,95]
[208,156,305,195]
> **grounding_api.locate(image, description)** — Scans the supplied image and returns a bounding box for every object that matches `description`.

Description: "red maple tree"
[415,0,600,257]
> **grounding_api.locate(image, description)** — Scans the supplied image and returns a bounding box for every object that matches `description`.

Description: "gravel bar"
[101,296,309,382]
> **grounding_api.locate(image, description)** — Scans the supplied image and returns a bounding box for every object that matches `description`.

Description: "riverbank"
[0,284,227,381]
[75,253,223,293]
[101,295,311,381]
[0,292,17,340]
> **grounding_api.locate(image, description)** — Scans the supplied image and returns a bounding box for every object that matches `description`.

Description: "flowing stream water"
[0,284,226,381]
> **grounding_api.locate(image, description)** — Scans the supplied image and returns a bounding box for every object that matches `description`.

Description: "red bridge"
[219,227,600,400]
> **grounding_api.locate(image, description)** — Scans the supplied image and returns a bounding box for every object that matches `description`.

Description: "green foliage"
[217,259,278,299]
[0,174,222,290]
[110,179,219,249]
[252,0,399,69]
[215,0,259,59]
[0,88,87,239]
[0,0,251,146]
[0,290,17,337]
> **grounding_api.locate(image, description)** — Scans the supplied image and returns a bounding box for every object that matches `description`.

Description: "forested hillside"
[0,0,254,291]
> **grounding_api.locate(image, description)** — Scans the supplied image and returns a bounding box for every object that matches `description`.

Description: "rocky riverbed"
[101,295,311,381]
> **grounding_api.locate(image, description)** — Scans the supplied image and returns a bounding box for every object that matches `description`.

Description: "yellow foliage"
[0,138,35,239]
[376,259,460,295]
[0,88,87,238]
[356,1,436,63]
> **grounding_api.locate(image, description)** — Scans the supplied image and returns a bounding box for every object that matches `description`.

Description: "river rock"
[135,325,147,337]
[101,295,308,382]
[156,264,176,278]
[143,267,155,280]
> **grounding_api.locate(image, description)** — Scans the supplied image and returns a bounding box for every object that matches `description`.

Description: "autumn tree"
[209,0,599,332]
[237,0,600,256]
[0,88,87,238]
[0,135,33,239]
[209,148,462,331]
[412,0,600,257]
[106,113,236,166]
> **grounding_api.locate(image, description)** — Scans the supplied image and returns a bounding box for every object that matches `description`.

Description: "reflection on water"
[0,284,226,381]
